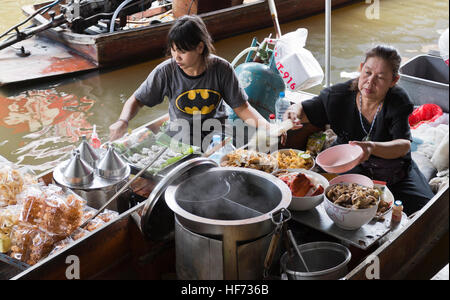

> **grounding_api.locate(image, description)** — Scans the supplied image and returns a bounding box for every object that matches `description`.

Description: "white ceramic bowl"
[329,173,374,188]
[323,184,379,230]
[273,169,329,211]
[272,149,315,170]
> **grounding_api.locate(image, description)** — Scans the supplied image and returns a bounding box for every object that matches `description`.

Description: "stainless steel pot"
[280,242,351,280]
[165,166,292,279]
[53,142,131,212]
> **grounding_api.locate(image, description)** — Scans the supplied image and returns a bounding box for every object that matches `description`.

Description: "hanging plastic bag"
[408,103,444,129]
[274,28,324,91]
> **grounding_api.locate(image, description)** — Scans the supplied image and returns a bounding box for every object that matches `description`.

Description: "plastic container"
[391,200,403,223]
[275,92,290,122]
[206,135,235,165]
[398,54,449,113]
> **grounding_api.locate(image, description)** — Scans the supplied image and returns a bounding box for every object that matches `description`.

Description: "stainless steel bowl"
[280,242,351,280]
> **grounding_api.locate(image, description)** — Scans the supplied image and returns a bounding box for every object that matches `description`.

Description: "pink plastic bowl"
[316,144,363,173]
[329,174,374,188]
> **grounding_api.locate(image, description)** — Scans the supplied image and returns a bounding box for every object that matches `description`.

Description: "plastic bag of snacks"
[0,205,23,253]
[20,184,85,236]
[49,236,74,256]
[85,217,106,232]
[71,228,90,241]
[20,185,47,226]
[9,223,61,265]
[97,209,119,224]
[306,132,326,156]
[0,163,38,207]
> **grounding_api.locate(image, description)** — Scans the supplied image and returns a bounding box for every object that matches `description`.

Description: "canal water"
[0,0,448,174]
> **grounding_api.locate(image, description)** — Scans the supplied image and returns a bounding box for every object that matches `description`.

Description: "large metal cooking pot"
[165,166,291,279]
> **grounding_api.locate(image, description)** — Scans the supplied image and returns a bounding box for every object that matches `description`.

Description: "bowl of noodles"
[272,149,315,170]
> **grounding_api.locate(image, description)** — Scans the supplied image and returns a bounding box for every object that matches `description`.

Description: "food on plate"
[275,150,314,170]
[326,183,380,209]
[278,172,324,197]
[221,149,277,173]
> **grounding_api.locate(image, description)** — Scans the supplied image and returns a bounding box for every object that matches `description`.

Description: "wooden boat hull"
[23,0,360,67]
[1,112,447,280]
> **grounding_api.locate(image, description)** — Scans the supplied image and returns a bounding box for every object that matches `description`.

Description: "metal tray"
[291,203,409,250]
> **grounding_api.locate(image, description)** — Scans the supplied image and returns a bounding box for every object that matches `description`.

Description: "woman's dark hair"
[166,15,215,65]
[351,45,402,90]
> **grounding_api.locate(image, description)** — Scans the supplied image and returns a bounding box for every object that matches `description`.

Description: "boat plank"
[0,37,97,86]
[345,184,449,280]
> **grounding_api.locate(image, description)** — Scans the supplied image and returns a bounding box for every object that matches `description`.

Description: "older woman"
[285,45,434,215]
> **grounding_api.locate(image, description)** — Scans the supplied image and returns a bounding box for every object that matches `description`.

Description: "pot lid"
[61,150,94,186]
[140,157,218,241]
[96,143,129,180]
[77,135,99,168]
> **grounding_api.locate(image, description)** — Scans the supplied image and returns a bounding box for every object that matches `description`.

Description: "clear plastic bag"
[49,236,74,256]
[85,218,106,232]
[274,28,324,91]
[71,228,90,241]
[10,224,60,265]
[97,209,119,224]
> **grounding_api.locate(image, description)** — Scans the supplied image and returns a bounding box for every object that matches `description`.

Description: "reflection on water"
[0,89,95,173]
[0,0,448,174]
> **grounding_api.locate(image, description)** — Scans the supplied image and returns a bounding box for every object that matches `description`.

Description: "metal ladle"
[287,229,311,272]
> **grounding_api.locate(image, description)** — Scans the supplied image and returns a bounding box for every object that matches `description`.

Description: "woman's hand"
[349,140,375,164]
[109,120,128,141]
[283,103,304,130]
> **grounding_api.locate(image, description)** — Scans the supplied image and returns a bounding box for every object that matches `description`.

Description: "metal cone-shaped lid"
[96,143,128,179]
[77,135,99,168]
[62,150,94,186]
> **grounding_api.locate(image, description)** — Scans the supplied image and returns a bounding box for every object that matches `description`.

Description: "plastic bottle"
[391,200,403,223]
[275,91,290,123]
[269,114,276,125]
[90,124,101,149]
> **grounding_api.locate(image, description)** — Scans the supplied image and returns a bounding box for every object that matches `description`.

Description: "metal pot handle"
[263,208,291,278]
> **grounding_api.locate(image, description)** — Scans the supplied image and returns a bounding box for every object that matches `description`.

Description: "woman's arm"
[350,139,411,162]
[233,101,271,130]
[109,94,144,141]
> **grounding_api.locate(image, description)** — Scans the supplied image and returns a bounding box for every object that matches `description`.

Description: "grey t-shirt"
[134,55,247,125]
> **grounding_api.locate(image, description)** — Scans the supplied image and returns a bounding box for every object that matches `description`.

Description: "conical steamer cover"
[96,143,128,179]
[62,150,94,186]
[77,135,99,168]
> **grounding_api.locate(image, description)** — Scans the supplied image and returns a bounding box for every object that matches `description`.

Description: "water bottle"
[275,91,290,123]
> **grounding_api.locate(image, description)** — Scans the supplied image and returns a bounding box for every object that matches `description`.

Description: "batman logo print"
[175,89,221,115]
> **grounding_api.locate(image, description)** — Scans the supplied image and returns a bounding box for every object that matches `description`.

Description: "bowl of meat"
[323,183,381,230]
[273,169,329,211]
